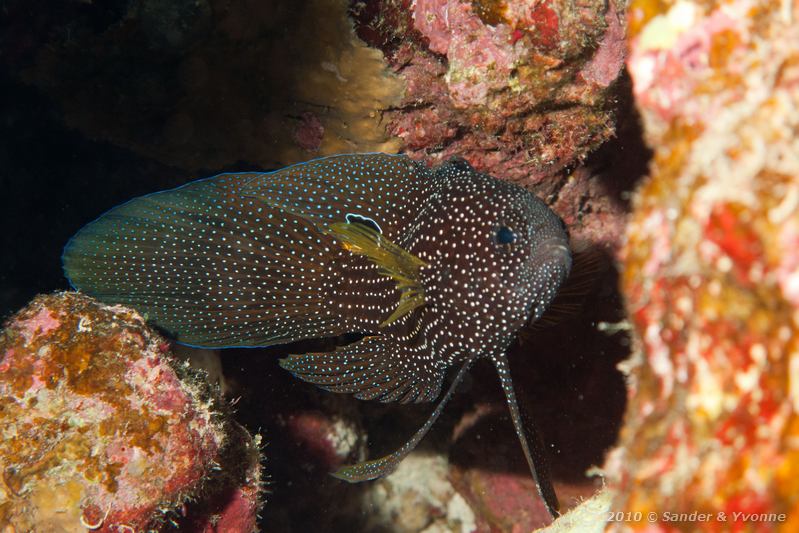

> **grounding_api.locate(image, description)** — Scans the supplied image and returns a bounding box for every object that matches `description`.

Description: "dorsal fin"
[62,153,433,349]
[62,173,351,348]
[239,153,431,240]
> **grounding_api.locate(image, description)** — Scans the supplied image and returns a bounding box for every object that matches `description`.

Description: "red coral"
[609,0,799,530]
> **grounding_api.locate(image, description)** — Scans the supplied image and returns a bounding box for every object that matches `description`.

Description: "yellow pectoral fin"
[326,222,427,325]
[381,291,425,327]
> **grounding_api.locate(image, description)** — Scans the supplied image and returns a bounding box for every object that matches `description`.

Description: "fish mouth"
[517,238,572,323]
[536,238,572,272]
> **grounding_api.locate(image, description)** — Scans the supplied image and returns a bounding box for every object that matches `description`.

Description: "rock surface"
[607,1,799,531]
[0,292,262,532]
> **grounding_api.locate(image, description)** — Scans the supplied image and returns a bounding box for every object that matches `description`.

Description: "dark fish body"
[63,153,571,516]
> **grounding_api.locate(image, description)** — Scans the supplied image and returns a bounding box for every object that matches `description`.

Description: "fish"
[62,153,572,517]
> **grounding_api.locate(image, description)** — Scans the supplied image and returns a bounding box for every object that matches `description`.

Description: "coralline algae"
[0,292,262,532]
[352,0,627,185]
[605,0,799,531]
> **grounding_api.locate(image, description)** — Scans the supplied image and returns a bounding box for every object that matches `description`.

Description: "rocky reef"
[0,1,636,531]
[605,0,799,531]
[352,0,626,186]
[3,0,798,529]
[5,0,625,181]
[2,0,630,253]
[0,292,262,532]
[3,0,404,171]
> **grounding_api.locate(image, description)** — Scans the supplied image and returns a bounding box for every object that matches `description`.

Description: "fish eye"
[496,226,516,244]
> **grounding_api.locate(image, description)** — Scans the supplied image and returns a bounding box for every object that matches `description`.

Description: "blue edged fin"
[331,355,476,482]
[279,335,444,404]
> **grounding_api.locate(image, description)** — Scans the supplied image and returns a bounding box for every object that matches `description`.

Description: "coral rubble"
[0,292,261,532]
[607,0,799,531]
[363,453,477,533]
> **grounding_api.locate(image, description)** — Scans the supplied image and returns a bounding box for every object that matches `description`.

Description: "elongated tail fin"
[331,355,476,481]
[493,353,560,518]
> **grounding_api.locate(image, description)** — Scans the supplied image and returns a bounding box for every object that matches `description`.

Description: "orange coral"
[608,0,799,531]
[0,293,230,531]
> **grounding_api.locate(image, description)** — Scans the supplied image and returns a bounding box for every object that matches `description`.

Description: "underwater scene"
[1,1,797,532]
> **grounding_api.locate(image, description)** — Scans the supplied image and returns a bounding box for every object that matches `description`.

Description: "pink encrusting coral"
[412,0,525,108]
[606,0,799,531]
[0,292,261,532]
[354,0,627,186]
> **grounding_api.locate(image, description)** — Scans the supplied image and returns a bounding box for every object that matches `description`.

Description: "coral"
[450,456,554,531]
[282,409,362,472]
[606,0,799,531]
[178,422,263,533]
[173,344,229,396]
[362,453,477,533]
[8,0,403,171]
[293,112,326,153]
[0,292,261,532]
[8,0,624,189]
[2,0,633,255]
[352,0,626,186]
[0,1,638,529]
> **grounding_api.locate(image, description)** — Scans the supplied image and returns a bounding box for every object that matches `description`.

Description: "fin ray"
[279,335,443,405]
[239,153,430,240]
[332,355,476,481]
[493,354,560,517]
[63,173,346,347]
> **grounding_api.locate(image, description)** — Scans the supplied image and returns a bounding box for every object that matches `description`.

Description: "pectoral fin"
[492,353,560,518]
[326,222,427,326]
[279,335,444,404]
